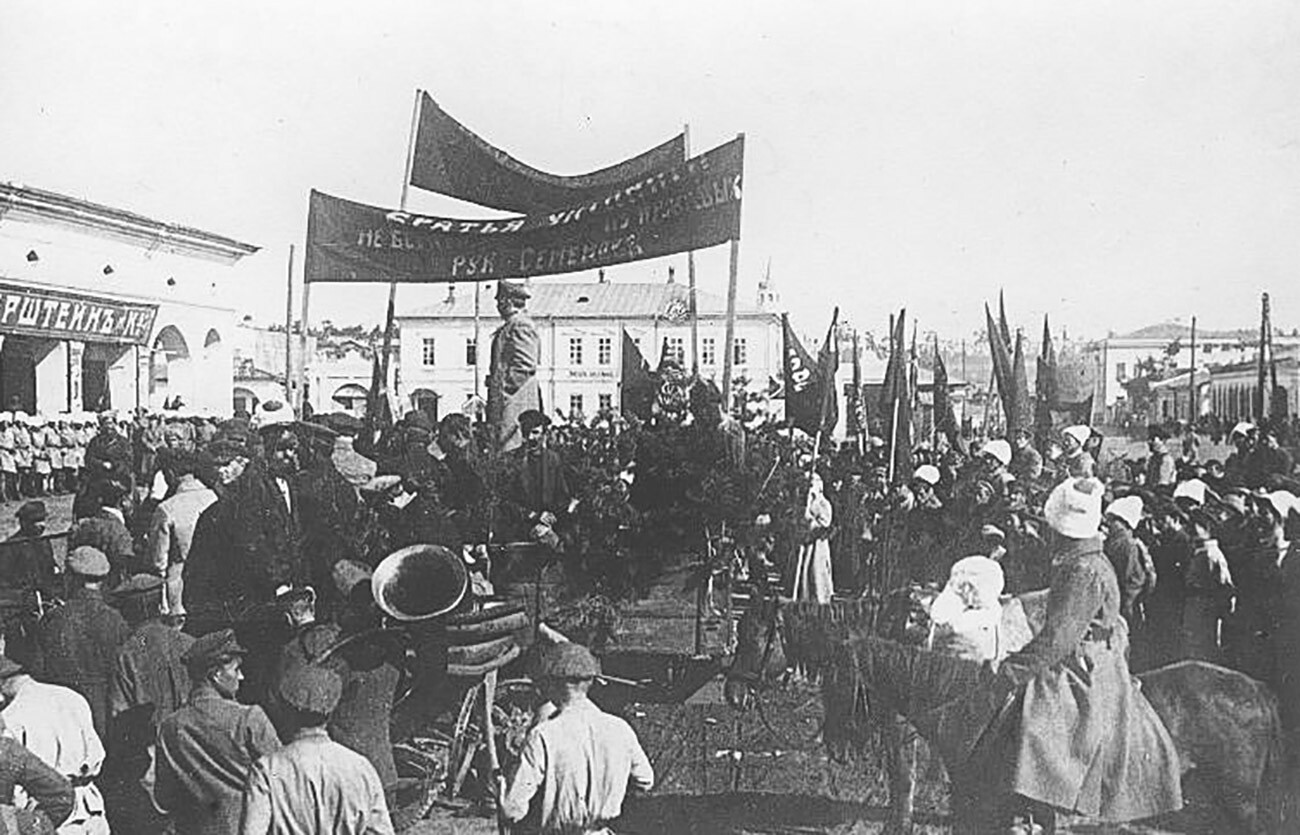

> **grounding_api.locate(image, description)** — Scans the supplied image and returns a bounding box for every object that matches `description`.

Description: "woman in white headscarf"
[791,473,834,604]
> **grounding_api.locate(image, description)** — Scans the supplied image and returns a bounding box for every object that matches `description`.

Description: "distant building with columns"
[0,183,258,415]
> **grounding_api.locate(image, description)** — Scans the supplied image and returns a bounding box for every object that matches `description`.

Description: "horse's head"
[725,599,787,712]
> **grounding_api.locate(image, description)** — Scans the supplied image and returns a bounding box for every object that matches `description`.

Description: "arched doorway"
[150,325,191,410]
[410,388,439,423]
[233,387,259,415]
[332,383,369,416]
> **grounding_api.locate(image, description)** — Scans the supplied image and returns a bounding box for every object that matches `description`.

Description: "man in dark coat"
[183,428,304,612]
[500,410,571,545]
[105,573,193,834]
[0,500,57,595]
[35,546,131,739]
[1101,495,1156,623]
[82,412,134,493]
[69,479,136,586]
[487,280,542,452]
[155,630,281,835]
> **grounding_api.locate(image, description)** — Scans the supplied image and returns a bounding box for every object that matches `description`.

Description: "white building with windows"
[1091,321,1300,417]
[396,278,783,422]
[0,183,258,416]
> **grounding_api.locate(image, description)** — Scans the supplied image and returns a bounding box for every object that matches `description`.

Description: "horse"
[726,596,1288,835]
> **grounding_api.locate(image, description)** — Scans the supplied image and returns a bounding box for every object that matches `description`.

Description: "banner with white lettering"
[0,283,158,345]
[410,92,687,214]
[304,136,743,284]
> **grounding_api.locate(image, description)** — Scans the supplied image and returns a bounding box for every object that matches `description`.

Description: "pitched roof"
[400,281,771,321]
[1114,322,1256,341]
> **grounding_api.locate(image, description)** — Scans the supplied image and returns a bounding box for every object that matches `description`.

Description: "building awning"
[0,281,157,345]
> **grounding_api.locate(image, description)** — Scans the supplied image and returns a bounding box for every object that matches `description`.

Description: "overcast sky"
[2,1,1297,342]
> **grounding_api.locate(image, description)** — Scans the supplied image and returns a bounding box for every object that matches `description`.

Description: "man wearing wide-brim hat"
[155,629,281,835]
[992,477,1183,828]
[239,664,393,835]
[36,546,130,741]
[500,642,653,835]
[487,280,542,453]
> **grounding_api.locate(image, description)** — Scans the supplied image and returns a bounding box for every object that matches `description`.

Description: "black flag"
[620,330,655,420]
[782,314,820,434]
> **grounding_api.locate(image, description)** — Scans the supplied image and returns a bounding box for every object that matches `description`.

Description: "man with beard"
[184,423,305,613]
[501,410,571,548]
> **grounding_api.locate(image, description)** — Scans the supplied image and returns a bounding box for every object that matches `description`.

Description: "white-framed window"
[421,338,436,367]
[569,393,584,418]
[465,338,477,367]
[663,336,685,365]
[597,336,612,365]
[701,337,716,366]
[569,337,584,366]
[733,337,748,365]
[598,393,613,412]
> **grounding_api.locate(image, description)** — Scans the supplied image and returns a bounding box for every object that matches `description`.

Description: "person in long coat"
[487,280,542,453]
[995,477,1182,827]
[792,473,834,604]
[35,547,131,744]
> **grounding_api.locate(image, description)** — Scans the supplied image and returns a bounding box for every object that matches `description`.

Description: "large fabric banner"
[306,137,743,285]
[0,282,157,345]
[410,92,686,214]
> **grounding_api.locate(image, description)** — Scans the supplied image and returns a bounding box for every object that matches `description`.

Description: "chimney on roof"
[667,266,675,284]
[598,269,608,284]
[445,283,456,304]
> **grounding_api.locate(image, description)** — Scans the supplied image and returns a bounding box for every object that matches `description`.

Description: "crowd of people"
[0,378,1295,831]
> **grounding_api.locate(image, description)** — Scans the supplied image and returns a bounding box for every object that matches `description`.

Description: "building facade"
[396,279,782,422]
[1092,321,1300,413]
[0,183,258,416]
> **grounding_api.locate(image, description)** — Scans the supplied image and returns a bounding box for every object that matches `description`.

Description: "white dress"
[792,492,834,604]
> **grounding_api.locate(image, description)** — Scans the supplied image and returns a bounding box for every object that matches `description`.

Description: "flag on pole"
[1035,315,1059,443]
[878,310,913,482]
[782,315,820,434]
[932,335,957,446]
[363,342,394,450]
[620,330,656,420]
[847,330,865,440]
[1010,329,1032,436]
[815,308,840,436]
[985,303,1015,430]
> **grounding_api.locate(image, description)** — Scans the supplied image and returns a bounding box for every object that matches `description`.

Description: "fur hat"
[1044,477,1103,539]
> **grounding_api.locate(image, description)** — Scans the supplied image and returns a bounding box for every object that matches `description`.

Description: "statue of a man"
[487,281,542,451]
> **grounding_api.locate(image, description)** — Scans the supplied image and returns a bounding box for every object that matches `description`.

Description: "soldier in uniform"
[487,280,542,452]
[0,412,17,502]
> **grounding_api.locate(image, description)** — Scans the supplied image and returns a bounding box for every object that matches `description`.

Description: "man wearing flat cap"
[239,664,392,835]
[105,573,193,833]
[156,629,281,835]
[501,642,652,835]
[35,546,130,741]
[487,280,542,452]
